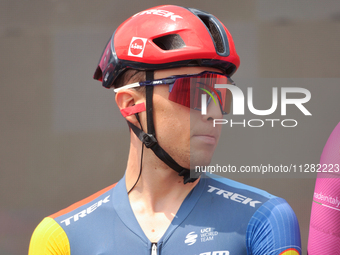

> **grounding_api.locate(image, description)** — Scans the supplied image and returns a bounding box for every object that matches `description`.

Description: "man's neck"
[125,147,198,210]
[124,141,199,242]
[125,135,198,201]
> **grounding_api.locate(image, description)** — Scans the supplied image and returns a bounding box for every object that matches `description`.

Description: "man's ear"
[115,90,144,124]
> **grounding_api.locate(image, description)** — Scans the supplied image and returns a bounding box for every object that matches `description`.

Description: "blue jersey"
[29,174,301,255]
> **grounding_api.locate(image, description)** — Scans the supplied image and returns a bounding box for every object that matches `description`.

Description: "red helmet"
[94,5,240,88]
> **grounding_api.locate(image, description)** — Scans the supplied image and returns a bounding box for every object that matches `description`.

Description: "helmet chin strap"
[126,71,200,184]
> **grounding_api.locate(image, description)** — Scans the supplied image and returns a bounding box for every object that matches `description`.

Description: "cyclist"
[29,5,301,255]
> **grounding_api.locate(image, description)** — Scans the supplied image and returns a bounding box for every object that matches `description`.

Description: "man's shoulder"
[202,173,295,216]
[49,182,117,222]
[204,173,278,201]
[29,182,120,254]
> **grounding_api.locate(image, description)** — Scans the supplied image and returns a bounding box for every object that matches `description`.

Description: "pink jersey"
[308,122,340,254]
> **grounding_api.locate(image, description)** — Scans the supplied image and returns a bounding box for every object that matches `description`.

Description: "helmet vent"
[153,34,186,50]
[197,15,225,54]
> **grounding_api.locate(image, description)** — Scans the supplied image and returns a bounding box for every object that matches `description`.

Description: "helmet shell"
[94,5,240,88]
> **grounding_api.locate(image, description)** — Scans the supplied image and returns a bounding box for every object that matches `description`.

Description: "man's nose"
[203,98,223,121]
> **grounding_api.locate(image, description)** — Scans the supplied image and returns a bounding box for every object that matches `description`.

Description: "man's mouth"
[192,134,217,145]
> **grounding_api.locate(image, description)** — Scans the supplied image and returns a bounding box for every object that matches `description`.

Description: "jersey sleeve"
[246,197,301,255]
[28,217,70,255]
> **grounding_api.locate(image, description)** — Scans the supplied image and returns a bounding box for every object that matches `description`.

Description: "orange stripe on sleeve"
[50,183,117,219]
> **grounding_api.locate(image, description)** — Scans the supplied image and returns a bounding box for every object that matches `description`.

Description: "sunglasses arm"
[113,82,140,93]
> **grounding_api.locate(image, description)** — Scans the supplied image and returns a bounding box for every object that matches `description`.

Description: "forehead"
[154,66,222,79]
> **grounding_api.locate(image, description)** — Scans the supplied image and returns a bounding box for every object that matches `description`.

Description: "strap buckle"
[142,133,158,148]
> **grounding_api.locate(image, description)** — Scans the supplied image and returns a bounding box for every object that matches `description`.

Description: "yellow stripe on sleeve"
[28,217,70,255]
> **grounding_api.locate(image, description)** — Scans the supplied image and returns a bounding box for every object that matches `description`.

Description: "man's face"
[152,67,223,169]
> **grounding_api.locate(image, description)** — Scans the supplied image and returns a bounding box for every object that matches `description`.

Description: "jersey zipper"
[151,243,157,255]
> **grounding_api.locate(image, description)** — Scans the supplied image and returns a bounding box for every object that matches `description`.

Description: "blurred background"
[1,0,340,254]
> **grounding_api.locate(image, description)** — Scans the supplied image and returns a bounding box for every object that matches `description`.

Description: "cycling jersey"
[308,122,340,254]
[29,173,301,255]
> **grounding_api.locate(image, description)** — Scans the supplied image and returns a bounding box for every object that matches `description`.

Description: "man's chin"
[173,151,214,170]
[190,148,215,165]
[189,157,212,170]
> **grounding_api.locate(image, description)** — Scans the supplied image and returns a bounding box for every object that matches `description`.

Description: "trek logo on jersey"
[60,195,111,226]
[128,37,147,58]
[185,231,198,245]
[207,185,262,208]
[133,9,183,22]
